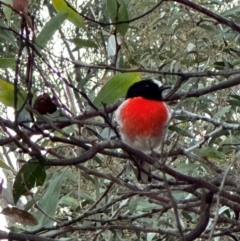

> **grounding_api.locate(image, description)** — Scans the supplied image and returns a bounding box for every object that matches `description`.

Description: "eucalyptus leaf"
[0,159,12,171]
[230,95,240,101]
[196,147,225,160]
[52,0,85,29]
[35,12,68,52]
[107,0,129,36]
[169,125,193,138]
[221,6,240,17]
[213,106,231,119]
[228,99,240,107]
[29,168,68,229]
[2,0,12,24]
[0,58,15,69]
[12,162,46,204]
[93,72,141,108]
[0,79,27,108]
[0,19,17,47]
[70,38,98,49]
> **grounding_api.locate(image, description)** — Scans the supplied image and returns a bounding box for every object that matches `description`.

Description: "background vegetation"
[1,0,240,240]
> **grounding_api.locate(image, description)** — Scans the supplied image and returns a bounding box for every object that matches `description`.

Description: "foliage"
[0,0,240,240]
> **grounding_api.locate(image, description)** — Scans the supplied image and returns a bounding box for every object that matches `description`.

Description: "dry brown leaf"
[12,0,28,14]
[1,207,38,226]
[12,0,32,28]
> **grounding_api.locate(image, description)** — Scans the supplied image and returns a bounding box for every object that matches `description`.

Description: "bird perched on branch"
[115,79,171,183]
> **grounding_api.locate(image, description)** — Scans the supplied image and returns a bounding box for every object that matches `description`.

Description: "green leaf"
[213,61,234,70]
[52,0,85,29]
[29,168,67,229]
[229,96,240,107]
[0,79,27,108]
[207,0,222,5]
[230,95,240,101]
[174,115,191,121]
[129,196,158,213]
[93,72,141,108]
[221,6,240,17]
[228,100,240,107]
[182,211,193,222]
[35,12,68,52]
[213,106,231,119]
[196,147,225,160]
[173,22,187,33]
[147,233,156,241]
[12,162,46,204]
[176,163,200,175]
[70,38,98,50]
[169,125,193,138]
[59,195,79,207]
[0,19,17,47]
[107,0,129,36]
[2,0,12,24]
[199,24,216,31]
[0,159,12,171]
[0,58,15,69]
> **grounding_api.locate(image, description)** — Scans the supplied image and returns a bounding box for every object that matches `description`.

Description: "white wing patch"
[151,79,163,88]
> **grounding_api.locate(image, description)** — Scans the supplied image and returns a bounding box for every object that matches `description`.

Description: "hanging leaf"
[107,0,129,36]
[30,168,68,229]
[12,161,46,204]
[213,106,231,119]
[2,0,12,24]
[230,95,240,101]
[70,38,98,50]
[35,12,68,52]
[221,6,240,17]
[147,233,157,241]
[0,79,27,108]
[59,195,79,207]
[228,99,240,107]
[0,159,12,171]
[176,163,200,175]
[213,61,234,70]
[52,0,85,29]
[169,125,193,138]
[0,19,17,47]
[0,79,37,125]
[199,24,216,31]
[0,58,15,69]
[93,72,141,108]
[196,147,225,160]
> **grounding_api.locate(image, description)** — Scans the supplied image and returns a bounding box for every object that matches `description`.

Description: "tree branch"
[172,0,240,33]
[0,230,58,241]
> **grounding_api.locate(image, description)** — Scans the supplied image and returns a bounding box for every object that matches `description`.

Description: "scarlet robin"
[115,79,171,183]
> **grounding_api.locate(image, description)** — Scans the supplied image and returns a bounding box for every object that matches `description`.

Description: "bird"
[115,79,171,183]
